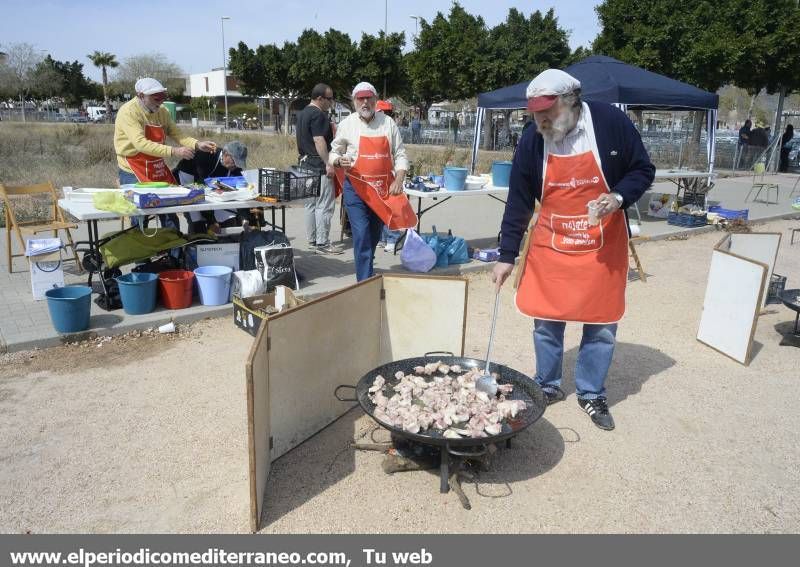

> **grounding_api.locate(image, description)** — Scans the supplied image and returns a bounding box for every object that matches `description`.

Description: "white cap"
[135,77,167,95]
[351,81,378,99]
[525,69,581,112]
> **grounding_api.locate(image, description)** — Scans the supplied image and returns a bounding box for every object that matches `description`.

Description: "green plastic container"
[162,101,177,122]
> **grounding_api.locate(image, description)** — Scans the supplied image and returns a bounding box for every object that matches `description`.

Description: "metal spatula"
[476,289,500,397]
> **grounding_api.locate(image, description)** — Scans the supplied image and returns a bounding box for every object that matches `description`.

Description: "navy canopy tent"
[471,56,719,173]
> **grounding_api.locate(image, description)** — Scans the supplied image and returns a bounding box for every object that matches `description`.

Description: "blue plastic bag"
[421,226,469,267]
[446,236,469,264]
[422,228,450,268]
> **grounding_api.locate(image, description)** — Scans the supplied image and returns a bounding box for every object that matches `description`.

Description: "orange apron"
[125,123,177,184]
[515,111,628,324]
[336,136,417,230]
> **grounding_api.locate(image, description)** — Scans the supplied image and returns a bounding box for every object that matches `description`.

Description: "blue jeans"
[533,319,618,400]
[343,178,383,281]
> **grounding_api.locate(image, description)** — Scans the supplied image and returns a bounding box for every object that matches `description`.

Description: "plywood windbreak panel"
[266,278,382,459]
[245,322,270,533]
[380,275,468,363]
[729,233,781,308]
[697,248,767,365]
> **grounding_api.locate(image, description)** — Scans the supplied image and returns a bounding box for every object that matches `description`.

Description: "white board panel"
[380,275,467,362]
[729,233,781,308]
[697,250,766,365]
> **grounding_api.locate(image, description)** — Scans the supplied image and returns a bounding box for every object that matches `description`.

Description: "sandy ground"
[1,218,799,533]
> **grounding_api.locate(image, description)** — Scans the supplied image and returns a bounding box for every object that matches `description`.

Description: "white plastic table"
[59,196,289,282]
[653,169,716,200]
[403,185,510,232]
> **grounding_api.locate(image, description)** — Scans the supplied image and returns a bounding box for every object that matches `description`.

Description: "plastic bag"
[400,229,436,273]
[422,226,469,267]
[93,191,137,215]
[446,236,469,264]
[422,227,451,268]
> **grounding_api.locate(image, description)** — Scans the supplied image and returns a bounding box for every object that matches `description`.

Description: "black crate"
[767,273,787,305]
[258,167,320,202]
[677,192,707,208]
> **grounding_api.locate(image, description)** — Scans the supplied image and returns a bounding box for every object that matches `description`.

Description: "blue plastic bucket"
[45,286,92,333]
[443,167,468,191]
[194,266,233,305]
[115,272,158,315]
[492,161,513,187]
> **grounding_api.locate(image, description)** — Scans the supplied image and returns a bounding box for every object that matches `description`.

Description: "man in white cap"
[492,68,655,431]
[114,77,216,187]
[329,81,417,280]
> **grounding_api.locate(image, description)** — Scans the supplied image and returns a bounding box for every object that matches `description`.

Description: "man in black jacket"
[174,140,249,233]
[492,68,655,431]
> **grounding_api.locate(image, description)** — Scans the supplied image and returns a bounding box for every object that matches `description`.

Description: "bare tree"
[0,42,45,121]
[112,53,185,99]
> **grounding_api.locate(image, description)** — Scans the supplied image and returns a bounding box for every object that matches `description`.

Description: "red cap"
[376,100,393,112]
[527,95,558,112]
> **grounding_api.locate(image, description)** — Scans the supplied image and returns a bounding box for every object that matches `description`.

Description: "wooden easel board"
[246,274,467,531]
[380,275,467,362]
[697,236,767,365]
[728,232,781,308]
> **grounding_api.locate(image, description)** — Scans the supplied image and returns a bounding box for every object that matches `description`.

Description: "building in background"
[186,68,247,104]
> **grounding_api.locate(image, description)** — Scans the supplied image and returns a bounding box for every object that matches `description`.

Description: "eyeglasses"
[323,96,334,101]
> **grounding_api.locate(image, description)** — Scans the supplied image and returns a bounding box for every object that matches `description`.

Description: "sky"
[0,0,601,83]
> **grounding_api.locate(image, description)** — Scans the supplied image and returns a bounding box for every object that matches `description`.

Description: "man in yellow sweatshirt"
[114,77,215,186]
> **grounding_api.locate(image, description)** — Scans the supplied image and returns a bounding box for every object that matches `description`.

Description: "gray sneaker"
[315,242,344,255]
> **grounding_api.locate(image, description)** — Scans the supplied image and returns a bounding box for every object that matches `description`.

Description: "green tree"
[87,51,118,122]
[594,0,800,95]
[566,45,594,66]
[290,28,357,98]
[484,8,572,91]
[405,3,489,115]
[723,0,800,135]
[353,31,408,99]
[593,0,800,156]
[32,56,94,107]
[228,41,304,133]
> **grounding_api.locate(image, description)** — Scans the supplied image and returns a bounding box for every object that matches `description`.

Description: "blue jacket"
[499,100,655,264]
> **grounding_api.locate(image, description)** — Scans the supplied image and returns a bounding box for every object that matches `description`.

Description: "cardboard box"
[233,286,303,337]
[196,242,240,271]
[30,250,65,300]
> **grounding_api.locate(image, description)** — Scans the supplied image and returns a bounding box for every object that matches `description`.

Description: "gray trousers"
[305,174,336,245]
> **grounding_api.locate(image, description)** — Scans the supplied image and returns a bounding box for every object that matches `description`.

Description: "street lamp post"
[221,16,231,129]
[409,15,420,40]
[383,0,388,98]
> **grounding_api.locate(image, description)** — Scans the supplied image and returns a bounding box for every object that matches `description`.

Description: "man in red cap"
[492,68,655,431]
[330,83,417,280]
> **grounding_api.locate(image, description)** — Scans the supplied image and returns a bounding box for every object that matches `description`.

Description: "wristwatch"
[611,192,624,207]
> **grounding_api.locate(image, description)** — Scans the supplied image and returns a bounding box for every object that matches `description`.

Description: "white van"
[86,106,107,122]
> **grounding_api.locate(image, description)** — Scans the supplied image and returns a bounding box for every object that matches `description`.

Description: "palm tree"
[87,51,118,123]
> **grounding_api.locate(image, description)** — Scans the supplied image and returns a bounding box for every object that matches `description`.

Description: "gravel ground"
[1,218,799,533]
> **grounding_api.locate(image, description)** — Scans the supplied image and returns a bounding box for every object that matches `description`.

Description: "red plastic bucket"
[158,270,194,309]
